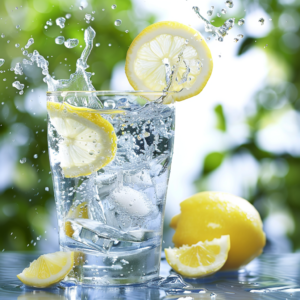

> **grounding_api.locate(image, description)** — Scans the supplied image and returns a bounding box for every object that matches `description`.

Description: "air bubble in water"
[112,4,117,9]
[1,34,4,38]
[104,100,116,109]
[66,14,71,19]
[12,81,24,90]
[258,18,265,25]
[56,17,66,28]
[225,0,234,8]
[55,36,65,45]
[114,19,122,26]
[238,18,245,26]
[0,59,4,67]
[25,38,34,49]
[221,9,226,14]
[33,154,38,159]
[96,43,100,47]
[64,38,79,48]
[20,157,26,164]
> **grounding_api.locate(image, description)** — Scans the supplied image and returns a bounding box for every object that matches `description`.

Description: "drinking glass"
[46,91,175,285]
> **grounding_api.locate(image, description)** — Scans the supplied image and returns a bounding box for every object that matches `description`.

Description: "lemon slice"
[47,102,117,178]
[17,252,74,287]
[125,21,213,102]
[165,235,230,278]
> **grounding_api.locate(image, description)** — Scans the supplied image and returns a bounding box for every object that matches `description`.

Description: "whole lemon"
[170,192,266,270]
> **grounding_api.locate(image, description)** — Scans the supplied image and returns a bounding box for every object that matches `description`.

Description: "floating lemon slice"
[125,21,213,102]
[17,252,74,288]
[47,102,117,178]
[165,236,230,278]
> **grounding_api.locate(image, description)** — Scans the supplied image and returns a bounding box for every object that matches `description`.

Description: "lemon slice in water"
[125,21,213,102]
[47,102,117,178]
[165,235,230,278]
[17,252,74,288]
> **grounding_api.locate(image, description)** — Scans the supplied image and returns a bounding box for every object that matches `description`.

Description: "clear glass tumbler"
[46,91,175,285]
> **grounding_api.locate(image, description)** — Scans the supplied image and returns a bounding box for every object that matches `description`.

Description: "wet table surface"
[0,252,300,299]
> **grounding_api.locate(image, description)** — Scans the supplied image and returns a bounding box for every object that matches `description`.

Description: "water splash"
[13,63,23,75]
[193,6,235,42]
[55,36,65,45]
[56,17,66,28]
[0,59,4,67]
[64,38,79,48]
[12,81,24,90]
[25,38,34,49]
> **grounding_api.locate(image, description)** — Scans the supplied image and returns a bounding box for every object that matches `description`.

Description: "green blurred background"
[0,0,299,252]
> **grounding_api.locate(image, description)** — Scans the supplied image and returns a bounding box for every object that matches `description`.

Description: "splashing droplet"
[13,63,23,75]
[225,0,234,8]
[238,18,245,26]
[114,19,122,26]
[258,18,265,25]
[0,59,5,67]
[112,4,117,9]
[233,38,239,42]
[85,14,92,22]
[33,154,38,159]
[1,33,5,38]
[66,13,71,19]
[95,43,100,47]
[56,17,66,29]
[55,36,65,45]
[237,34,244,38]
[79,6,83,10]
[20,157,26,164]
[217,13,221,17]
[16,25,20,29]
[12,81,24,90]
[64,38,79,48]
[15,43,20,48]
[45,187,49,191]
[25,38,34,49]
[125,30,129,33]
[221,9,227,14]
[207,10,213,16]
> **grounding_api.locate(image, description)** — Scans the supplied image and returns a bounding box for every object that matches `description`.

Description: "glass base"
[62,244,161,285]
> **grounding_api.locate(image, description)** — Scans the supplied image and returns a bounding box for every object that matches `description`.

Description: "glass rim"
[46,90,175,96]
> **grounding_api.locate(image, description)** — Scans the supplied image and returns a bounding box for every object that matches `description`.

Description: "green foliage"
[0,0,154,251]
[214,104,226,132]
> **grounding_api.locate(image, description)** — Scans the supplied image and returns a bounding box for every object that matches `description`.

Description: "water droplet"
[114,19,122,26]
[237,34,244,38]
[33,154,38,159]
[233,38,239,42]
[66,13,71,19]
[210,293,216,299]
[44,25,48,29]
[13,62,23,75]
[258,18,265,25]
[85,14,92,21]
[25,38,34,49]
[20,157,26,164]
[55,36,65,45]
[108,43,112,47]
[45,187,49,191]
[225,0,234,8]
[89,150,95,155]
[92,234,98,243]
[0,59,4,67]
[206,10,213,17]
[221,9,227,14]
[46,20,53,26]
[7,40,10,43]
[56,17,66,28]
[1,34,5,38]
[16,25,20,29]
[238,18,245,26]
[125,30,129,33]
[64,38,79,48]
[15,43,20,48]
[12,80,24,90]
[79,6,83,10]
[95,43,100,47]
[104,100,115,109]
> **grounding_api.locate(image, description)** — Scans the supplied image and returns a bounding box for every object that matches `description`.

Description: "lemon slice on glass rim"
[47,102,117,178]
[125,21,213,102]
[165,235,230,278]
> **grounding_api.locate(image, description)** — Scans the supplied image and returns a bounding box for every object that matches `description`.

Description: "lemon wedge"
[165,236,230,278]
[125,21,213,102]
[17,252,74,287]
[47,102,117,178]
